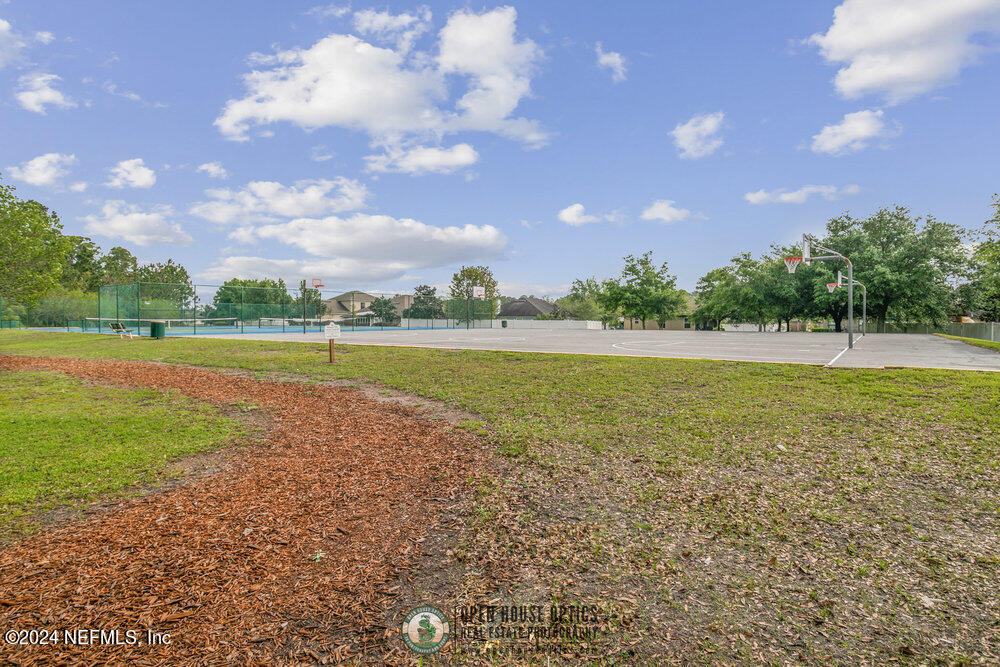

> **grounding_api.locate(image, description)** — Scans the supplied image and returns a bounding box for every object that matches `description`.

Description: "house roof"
[498,296,559,317]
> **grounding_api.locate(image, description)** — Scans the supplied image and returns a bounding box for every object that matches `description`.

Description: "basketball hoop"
[826,282,839,293]
[311,278,324,290]
[784,257,803,274]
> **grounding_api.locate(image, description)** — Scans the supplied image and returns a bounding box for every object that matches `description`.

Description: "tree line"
[692,203,1000,331]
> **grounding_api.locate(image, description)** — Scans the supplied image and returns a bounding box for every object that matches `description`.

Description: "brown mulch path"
[0,355,483,664]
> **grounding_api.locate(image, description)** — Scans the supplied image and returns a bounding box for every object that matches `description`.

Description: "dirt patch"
[0,355,486,663]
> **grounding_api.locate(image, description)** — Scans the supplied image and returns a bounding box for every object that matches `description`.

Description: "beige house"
[322,291,415,322]
[620,292,696,330]
[323,291,376,320]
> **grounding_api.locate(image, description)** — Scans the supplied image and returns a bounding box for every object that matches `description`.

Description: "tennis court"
[192,328,1000,372]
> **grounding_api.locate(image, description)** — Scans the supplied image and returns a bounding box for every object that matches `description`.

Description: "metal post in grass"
[240,286,244,333]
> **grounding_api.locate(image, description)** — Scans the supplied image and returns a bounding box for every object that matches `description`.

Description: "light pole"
[785,234,857,349]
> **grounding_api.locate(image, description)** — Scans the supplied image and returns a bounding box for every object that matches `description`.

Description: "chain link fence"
[1,283,499,335]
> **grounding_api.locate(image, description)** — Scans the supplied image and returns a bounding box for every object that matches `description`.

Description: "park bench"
[107,321,134,339]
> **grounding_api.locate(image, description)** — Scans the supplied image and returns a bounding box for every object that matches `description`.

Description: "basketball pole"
[793,235,858,349]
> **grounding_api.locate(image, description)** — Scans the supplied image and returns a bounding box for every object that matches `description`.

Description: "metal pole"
[862,285,867,337]
[137,282,141,336]
[302,280,307,334]
[847,261,854,349]
[240,286,244,333]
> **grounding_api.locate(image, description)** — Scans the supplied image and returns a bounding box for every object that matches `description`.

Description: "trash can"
[149,320,166,339]
[501,320,507,328]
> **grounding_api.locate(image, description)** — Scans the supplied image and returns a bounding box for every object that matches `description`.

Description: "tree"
[0,177,70,309]
[449,265,498,322]
[370,296,398,324]
[556,278,617,325]
[692,266,739,328]
[967,195,1000,321]
[599,252,686,329]
[101,247,139,285]
[290,280,327,319]
[60,236,103,292]
[138,259,195,306]
[207,278,292,320]
[403,284,445,319]
[824,206,967,329]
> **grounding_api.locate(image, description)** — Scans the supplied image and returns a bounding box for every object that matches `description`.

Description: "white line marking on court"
[826,346,849,367]
[611,341,685,351]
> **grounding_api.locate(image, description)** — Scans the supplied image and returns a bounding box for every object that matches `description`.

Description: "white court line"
[610,341,686,351]
[825,334,865,367]
[825,346,849,367]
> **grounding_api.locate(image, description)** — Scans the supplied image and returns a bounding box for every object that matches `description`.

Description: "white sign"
[472,285,486,299]
[324,323,341,339]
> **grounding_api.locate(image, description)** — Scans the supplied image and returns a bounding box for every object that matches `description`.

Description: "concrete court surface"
[193,329,1000,372]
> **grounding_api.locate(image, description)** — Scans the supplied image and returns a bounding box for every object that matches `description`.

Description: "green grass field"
[0,367,245,533]
[2,330,999,661]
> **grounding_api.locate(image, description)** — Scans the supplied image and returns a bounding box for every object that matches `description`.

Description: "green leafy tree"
[968,195,1000,321]
[448,265,498,322]
[100,246,139,285]
[137,259,195,307]
[692,266,739,328]
[290,280,327,319]
[403,284,445,319]
[556,278,617,324]
[60,236,103,292]
[207,278,292,320]
[824,206,967,329]
[370,296,398,324]
[0,178,70,309]
[599,252,686,329]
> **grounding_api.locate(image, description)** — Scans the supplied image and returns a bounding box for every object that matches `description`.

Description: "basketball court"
[193,328,1000,372]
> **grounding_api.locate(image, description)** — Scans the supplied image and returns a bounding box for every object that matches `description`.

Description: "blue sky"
[2,1,999,296]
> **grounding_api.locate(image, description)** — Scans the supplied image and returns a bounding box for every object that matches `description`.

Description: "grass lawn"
[2,330,999,661]
[938,332,1000,353]
[0,367,246,533]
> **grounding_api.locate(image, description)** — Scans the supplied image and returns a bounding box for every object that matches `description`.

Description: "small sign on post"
[324,323,341,363]
[472,285,485,299]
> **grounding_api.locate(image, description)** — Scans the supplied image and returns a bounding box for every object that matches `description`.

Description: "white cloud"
[809,0,1000,104]
[436,7,545,146]
[15,72,76,113]
[105,158,156,188]
[69,182,88,192]
[215,7,546,158]
[744,184,861,204]
[306,4,351,19]
[310,145,335,162]
[558,203,600,226]
[640,200,692,224]
[99,81,164,107]
[810,109,897,155]
[595,42,627,82]
[196,161,228,179]
[201,213,506,284]
[671,111,725,159]
[34,31,54,45]
[0,18,25,68]
[352,6,431,53]
[83,201,193,246]
[365,142,479,174]
[189,177,369,225]
[6,153,76,186]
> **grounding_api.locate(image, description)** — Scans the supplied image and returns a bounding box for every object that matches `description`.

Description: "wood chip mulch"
[0,355,483,664]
